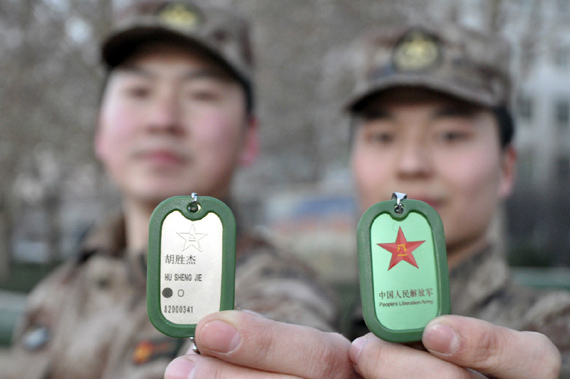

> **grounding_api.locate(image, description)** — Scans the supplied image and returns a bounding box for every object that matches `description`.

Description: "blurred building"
[513,6,570,192]
[505,1,570,267]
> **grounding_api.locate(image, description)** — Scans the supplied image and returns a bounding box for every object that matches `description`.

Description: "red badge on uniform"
[132,337,182,365]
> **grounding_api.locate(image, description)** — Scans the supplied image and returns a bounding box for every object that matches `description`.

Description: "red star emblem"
[377,227,425,270]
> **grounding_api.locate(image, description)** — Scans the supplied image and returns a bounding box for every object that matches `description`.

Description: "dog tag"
[357,192,450,343]
[147,194,236,338]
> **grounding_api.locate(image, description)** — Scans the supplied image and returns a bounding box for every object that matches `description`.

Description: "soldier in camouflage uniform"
[5,2,338,378]
[165,19,568,379]
[345,20,569,378]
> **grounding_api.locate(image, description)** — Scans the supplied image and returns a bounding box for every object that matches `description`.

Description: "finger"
[165,356,195,379]
[350,333,481,379]
[194,310,356,379]
[423,315,561,379]
[165,355,298,379]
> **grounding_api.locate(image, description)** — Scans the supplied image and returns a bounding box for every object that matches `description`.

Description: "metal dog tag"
[147,194,236,338]
[357,192,450,343]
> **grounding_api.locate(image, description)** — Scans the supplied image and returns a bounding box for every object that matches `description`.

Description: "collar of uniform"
[448,244,510,314]
[76,212,149,290]
[235,230,273,259]
[78,212,127,261]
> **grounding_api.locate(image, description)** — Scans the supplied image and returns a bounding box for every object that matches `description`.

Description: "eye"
[125,84,151,99]
[358,118,397,146]
[372,131,394,143]
[438,130,470,143]
[363,130,396,146]
[183,78,228,102]
[187,89,220,102]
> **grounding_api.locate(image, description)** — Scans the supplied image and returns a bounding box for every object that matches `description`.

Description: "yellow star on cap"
[159,3,201,29]
[393,30,440,72]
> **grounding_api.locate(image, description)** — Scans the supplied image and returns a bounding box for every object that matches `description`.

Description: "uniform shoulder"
[235,230,341,331]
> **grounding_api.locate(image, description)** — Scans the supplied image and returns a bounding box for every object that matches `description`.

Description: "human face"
[95,43,257,207]
[350,88,516,264]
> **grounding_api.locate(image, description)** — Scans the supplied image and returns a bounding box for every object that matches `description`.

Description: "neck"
[446,234,489,270]
[123,198,158,257]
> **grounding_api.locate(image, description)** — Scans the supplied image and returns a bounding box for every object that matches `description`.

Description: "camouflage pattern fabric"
[449,247,570,377]
[350,245,570,377]
[344,20,512,112]
[102,0,254,87]
[6,214,339,379]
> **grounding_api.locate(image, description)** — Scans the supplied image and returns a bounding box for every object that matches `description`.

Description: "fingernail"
[423,322,459,355]
[350,335,368,363]
[200,320,240,354]
[164,356,195,379]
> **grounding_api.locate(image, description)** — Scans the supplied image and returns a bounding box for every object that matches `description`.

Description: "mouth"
[136,149,189,167]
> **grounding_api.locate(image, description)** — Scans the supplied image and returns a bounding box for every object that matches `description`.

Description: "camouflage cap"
[345,19,512,112]
[101,1,253,88]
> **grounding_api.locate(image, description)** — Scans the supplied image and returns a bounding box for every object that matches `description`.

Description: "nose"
[146,91,183,134]
[395,136,433,179]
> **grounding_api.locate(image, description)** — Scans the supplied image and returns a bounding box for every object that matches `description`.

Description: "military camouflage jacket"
[350,245,570,377]
[449,247,570,377]
[6,215,338,379]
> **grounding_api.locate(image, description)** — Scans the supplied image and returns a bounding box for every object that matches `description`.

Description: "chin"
[143,179,193,194]
[135,188,187,205]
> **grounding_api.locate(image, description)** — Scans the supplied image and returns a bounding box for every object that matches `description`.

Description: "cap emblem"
[158,2,201,29]
[393,30,441,72]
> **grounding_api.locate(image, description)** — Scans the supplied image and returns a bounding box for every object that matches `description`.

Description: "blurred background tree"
[0,0,569,288]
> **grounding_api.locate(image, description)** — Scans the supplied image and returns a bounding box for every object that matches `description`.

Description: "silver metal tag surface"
[159,211,224,325]
[148,195,236,338]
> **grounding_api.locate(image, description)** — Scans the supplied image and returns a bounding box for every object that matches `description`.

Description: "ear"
[94,117,106,162]
[238,116,259,167]
[498,144,517,199]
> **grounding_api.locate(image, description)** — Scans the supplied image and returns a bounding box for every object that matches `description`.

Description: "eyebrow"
[355,102,484,124]
[116,65,232,82]
[432,104,482,119]
[357,108,392,121]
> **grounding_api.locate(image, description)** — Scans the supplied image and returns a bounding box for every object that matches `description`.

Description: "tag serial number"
[163,305,194,314]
